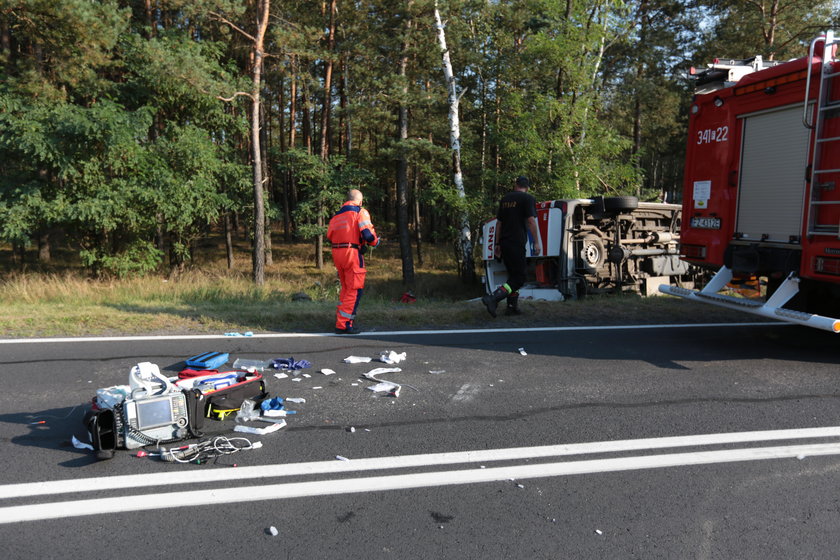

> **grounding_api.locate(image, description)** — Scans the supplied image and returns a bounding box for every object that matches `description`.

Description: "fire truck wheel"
[580,235,606,273]
[603,196,639,212]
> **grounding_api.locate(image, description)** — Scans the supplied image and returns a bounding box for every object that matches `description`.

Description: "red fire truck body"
[661,32,840,331]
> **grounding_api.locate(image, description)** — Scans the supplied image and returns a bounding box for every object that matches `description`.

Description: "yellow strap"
[207,407,238,420]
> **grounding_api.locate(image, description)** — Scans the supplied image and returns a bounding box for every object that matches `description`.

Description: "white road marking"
[2,426,840,500]
[0,322,779,344]
[1,441,838,524]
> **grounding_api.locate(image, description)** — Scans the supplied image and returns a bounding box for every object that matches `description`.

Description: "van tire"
[603,196,639,212]
[580,235,606,273]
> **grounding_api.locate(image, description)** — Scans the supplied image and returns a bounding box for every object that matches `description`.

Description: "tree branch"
[208,11,256,43]
[217,91,255,103]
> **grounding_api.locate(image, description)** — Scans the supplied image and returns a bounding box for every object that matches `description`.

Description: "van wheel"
[580,235,605,273]
[603,196,639,212]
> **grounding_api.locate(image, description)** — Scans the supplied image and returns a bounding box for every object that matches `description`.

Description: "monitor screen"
[136,397,174,429]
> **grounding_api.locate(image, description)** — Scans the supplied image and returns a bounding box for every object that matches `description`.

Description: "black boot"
[505,293,522,315]
[481,286,510,318]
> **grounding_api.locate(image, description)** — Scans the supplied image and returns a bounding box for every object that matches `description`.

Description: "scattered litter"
[389,386,401,397]
[336,455,350,461]
[312,386,323,390]
[518,348,527,356]
[515,483,524,489]
[234,421,285,435]
[351,383,359,386]
[274,373,288,379]
[263,409,291,417]
[367,381,399,393]
[429,370,446,375]
[363,367,402,378]
[257,416,290,424]
[399,291,416,303]
[271,357,311,370]
[235,399,260,422]
[348,427,356,433]
[378,350,407,364]
[302,373,311,378]
[343,356,372,364]
[232,358,269,371]
[268,526,279,537]
[285,398,306,404]
[595,529,603,535]
[29,420,46,425]
[260,397,285,411]
[321,368,336,376]
[292,378,302,382]
[72,435,94,451]
[224,331,253,337]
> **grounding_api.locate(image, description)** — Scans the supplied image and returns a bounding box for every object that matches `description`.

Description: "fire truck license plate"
[690,216,721,229]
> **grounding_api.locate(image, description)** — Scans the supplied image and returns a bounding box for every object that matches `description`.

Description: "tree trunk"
[413,166,423,267]
[261,97,273,267]
[315,0,337,271]
[38,231,50,263]
[287,56,298,241]
[397,3,415,287]
[224,212,235,269]
[434,3,474,284]
[341,59,352,158]
[250,0,270,285]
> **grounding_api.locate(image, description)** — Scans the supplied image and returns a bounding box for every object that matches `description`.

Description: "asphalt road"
[1,322,840,559]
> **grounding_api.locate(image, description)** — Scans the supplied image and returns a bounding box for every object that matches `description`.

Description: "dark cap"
[515,176,530,189]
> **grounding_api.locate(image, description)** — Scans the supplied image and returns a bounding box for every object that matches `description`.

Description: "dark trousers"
[501,242,527,293]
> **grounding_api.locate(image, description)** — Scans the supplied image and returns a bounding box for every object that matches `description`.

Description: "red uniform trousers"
[333,247,366,330]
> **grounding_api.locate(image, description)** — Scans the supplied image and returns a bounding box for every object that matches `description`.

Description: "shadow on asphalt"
[0,406,100,467]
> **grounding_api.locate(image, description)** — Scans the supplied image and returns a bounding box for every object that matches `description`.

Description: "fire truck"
[659,31,840,332]
[481,196,707,300]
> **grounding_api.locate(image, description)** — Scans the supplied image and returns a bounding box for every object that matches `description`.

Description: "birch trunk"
[434,3,474,283]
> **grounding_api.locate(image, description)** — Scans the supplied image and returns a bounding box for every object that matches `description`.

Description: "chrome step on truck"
[659,266,840,333]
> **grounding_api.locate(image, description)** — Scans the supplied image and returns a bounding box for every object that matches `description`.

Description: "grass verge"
[0,242,762,338]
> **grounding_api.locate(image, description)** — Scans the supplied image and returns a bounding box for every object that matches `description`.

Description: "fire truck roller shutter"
[736,105,810,243]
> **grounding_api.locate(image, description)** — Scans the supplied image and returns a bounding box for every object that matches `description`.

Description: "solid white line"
[0,441,836,524]
[2,425,839,500]
[0,322,779,344]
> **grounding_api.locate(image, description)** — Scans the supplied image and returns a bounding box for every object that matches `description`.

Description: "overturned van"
[481,196,707,300]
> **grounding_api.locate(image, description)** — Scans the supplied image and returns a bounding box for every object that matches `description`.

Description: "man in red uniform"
[327,189,380,334]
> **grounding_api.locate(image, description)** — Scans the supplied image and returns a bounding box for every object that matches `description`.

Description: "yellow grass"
[0,242,755,338]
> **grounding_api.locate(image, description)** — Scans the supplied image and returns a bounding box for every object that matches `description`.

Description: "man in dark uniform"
[482,176,542,317]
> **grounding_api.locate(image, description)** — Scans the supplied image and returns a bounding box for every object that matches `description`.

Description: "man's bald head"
[347,189,363,204]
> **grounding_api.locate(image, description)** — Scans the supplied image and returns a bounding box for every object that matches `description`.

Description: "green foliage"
[278,150,373,239]
[0,0,833,281]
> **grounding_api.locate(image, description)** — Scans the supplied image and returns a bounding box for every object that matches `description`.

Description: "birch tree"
[434,1,474,283]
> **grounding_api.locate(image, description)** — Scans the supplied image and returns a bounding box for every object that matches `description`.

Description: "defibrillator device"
[84,361,268,459]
